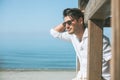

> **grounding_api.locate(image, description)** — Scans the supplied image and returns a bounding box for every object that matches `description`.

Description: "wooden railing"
[78,0,120,80]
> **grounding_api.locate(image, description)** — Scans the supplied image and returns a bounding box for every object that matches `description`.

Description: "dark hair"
[63,8,86,28]
[63,8,84,20]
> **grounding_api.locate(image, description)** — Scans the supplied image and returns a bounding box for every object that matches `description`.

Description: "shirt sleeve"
[103,35,112,61]
[50,29,72,42]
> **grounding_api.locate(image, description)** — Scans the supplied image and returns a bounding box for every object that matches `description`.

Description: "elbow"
[50,29,59,38]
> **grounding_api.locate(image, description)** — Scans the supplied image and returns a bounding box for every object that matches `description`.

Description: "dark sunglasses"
[63,19,74,27]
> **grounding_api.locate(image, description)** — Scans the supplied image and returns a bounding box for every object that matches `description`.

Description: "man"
[50,8,111,80]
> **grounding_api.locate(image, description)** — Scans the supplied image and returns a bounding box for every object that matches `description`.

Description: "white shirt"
[50,28,111,80]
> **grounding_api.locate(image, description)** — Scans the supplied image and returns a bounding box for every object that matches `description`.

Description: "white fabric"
[50,28,111,80]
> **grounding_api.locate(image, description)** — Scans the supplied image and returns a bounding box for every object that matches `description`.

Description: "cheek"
[71,26,76,32]
[72,24,77,29]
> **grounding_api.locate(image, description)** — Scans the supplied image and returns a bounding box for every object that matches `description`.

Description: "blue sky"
[0,0,111,53]
[0,0,78,52]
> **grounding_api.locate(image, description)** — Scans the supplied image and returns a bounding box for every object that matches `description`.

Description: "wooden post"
[87,19,103,80]
[111,0,120,80]
[78,0,111,80]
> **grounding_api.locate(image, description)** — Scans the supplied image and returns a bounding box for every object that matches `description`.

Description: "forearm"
[54,23,65,32]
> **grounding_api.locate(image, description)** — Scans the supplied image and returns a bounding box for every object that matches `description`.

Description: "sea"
[0,50,76,70]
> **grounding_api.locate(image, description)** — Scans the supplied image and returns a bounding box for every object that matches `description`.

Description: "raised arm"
[54,23,66,32]
[50,23,71,42]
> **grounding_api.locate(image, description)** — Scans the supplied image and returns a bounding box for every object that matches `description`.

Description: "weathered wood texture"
[87,20,103,80]
[78,0,112,80]
[84,0,111,23]
[78,0,89,10]
[111,0,120,80]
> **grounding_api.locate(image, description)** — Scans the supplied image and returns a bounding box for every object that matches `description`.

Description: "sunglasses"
[63,19,74,27]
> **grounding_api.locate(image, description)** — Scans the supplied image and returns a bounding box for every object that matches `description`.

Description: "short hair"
[63,8,84,20]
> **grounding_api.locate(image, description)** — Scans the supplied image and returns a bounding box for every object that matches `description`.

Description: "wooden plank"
[103,16,111,27]
[111,0,120,80]
[87,19,103,80]
[78,0,89,11]
[84,0,111,23]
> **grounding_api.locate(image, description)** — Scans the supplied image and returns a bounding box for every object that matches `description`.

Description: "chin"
[68,31,74,34]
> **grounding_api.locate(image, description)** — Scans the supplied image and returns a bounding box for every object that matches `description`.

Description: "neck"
[75,25,85,41]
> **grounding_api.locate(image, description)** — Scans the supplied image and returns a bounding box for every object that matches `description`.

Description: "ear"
[78,17,83,24]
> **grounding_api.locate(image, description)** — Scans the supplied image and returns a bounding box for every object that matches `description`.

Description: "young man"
[50,8,111,80]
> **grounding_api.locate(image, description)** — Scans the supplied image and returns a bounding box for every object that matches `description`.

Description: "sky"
[0,0,111,53]
[0,0,78,53]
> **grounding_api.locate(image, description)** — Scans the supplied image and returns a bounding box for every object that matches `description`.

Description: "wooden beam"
[87,19,103,80]
[84,0,111,23]
[111,0,120,80]
[103,16,111,27]
[78,0,89,10]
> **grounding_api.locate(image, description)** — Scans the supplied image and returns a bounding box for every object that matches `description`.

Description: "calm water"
[0,51,76,70]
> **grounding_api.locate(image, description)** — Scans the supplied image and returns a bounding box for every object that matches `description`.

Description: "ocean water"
[0,50,76,70]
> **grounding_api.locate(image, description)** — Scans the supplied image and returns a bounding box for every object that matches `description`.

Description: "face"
[63,16,79,34]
